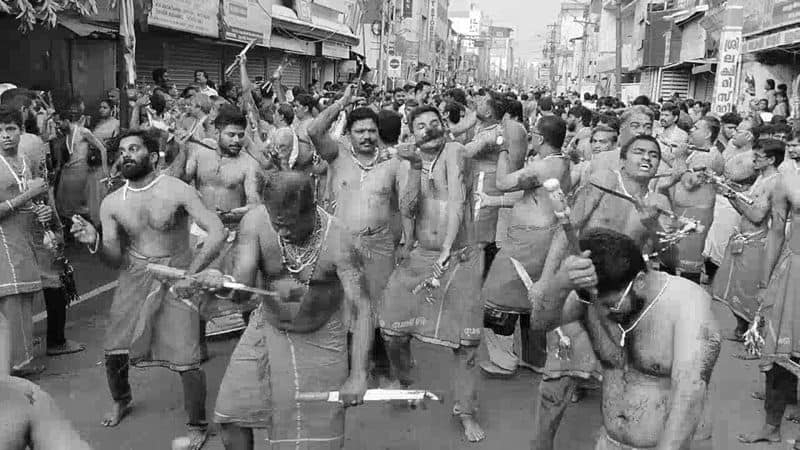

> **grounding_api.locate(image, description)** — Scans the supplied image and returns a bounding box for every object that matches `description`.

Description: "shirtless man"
[738,139,800,447]
[590,105,654,175]
[379,105,486,442]
[0,375,92,450]
[71,129,226,448]
[713,139,782,347]
[177,105,261,337]
[480,115,570,377]
[308,86,420,375]
[535,227,720,450]
[531,134,673,450]
[779,133,800,176]
[192,171,371,450]
[660,116,725,283]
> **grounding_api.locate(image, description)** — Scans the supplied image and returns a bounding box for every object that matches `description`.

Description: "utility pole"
[574,3,594,97]
[546,23,557,94]
[377,0,388,92]
[615,0,623,99]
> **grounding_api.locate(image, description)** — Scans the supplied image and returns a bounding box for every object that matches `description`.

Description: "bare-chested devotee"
[379,105,486,442]
[192,171,372,450]
[659,116,725,283]
[589,106,655,175]
[713,139,782,346]
[737,139,800,447]
[531,134,674,450]
[479,115,570,377]
[176,105,261,337]
[535,227,720,450]
[308,86,420,378]
[71,129,226,449]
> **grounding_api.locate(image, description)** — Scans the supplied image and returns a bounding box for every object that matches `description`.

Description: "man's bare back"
[0,377,92,450]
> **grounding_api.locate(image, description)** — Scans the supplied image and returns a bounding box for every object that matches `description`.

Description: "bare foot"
[737,425,781,444]
[184,427,209,450]
[47,340,86,356]
[788,413,800,424]
[101,401,132,427]
[459,415,486,443]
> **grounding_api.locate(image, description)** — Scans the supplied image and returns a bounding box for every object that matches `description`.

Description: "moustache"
[418,128,446,145]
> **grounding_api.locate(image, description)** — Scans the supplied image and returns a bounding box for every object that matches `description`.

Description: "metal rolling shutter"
[267,51,305,91]
[659,68,690,100]
[165,39,223,92]
[135,38,164,86]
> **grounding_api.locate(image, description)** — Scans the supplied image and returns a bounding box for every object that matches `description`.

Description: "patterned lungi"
[712,230,766,322]
[670,205,714,274]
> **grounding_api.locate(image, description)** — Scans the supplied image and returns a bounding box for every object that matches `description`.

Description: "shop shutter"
[222,46,268,87]
[659,68,690,100]
[135,38,164,88]
[165,39,223,92]
[267,51,306,91]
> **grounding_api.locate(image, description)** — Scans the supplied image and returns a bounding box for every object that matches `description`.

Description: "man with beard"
[713,139,782,348]
[379,105,486,442]
[533,228,720,450]
[176,105,261,338]
[191,171,371,450]
[571,125,619,190]
[717,112,742,151]
[589,106,655,175]
[479,115,569,378]
[780,134,800,175]
[656,103,688,164]
[565,105,592,159]
[737,137,800,446]
[70,129,225,449]
[531,135,674,450]
[308,86,420,381]
[414,81,433,105]
[660,116,725,283]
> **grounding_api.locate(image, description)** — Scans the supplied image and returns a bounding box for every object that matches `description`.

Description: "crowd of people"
[0,54,799,450]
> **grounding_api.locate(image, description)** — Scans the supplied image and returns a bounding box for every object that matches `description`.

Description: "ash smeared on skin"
[699,323,721,383]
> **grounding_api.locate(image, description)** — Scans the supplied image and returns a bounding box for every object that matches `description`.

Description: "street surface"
[23,243,800,449]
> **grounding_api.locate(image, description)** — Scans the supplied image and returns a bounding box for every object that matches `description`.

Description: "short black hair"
[535,115,567,149]
[408,105,443,131]
[660,102,681,118]
[720,112,742,126]
[507,99,523,122]
[152,68,167,83]
[486,92,508,120]
[263,171,316,216]
[0,104,23,128]
[378,109,402,145]
[755,138,786,167]
[698,115,721,143]
[539,96,553,112]
[295,93,316,110]
[113,129,162,155]
[632,95,651,106]
[772,122,793,138]
[620,134,661,160]
[443,101,464,125]
[448,88,467,106]
[766,79,776,89]
[214,104,247,130]
[277,103,295,125]
[568,105,592,127]
[150,93,167,115]
[778,83,788,92]
[579,227,647,296]
[346,107,379,133]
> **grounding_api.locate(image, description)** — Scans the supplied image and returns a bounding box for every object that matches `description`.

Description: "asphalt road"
[21,244,800,449]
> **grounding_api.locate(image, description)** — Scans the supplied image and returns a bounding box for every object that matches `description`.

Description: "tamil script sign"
[222,0,272,47]
[744,25,800,53]
[149,0,219,37]
[712,30,741,115]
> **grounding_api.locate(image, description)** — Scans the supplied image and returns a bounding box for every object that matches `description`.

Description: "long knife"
[296,389,444,403]
[589,181,680,221]
[146,263,278,298]
[509,257,534,292]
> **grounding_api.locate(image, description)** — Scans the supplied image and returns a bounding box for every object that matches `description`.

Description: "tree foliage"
[0,0,98,32]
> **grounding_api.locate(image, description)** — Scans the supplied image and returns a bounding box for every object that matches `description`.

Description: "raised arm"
[442,144,467,256]
[659,296,720,450]
[308,89,352,162]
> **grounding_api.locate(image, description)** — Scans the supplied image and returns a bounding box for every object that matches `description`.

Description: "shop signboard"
[149,0,219,37]
[222,0,272,47]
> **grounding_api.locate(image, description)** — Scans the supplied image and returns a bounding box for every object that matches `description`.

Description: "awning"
[271,5,359,47]
[57,16,117,38]
[662,58,709,70]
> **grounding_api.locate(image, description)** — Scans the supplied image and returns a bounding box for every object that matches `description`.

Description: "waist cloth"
[190,221,245,319]
[760,227,800,372]
[214,304,348,450]
[712,229,766,322]
[482,223,560,312]
[379,245,484,348]
[703,194,740,265]
[594,428,649,450]
[542,320,602,382]
[671,205,713,274]
[470,167,501,244]
[349,225,396,325]
[56,158,89,218]
[105,248,202,371]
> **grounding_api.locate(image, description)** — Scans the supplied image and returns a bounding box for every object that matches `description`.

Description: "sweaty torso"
[193,148,253,213]
[510,155,572,229]
[329,146,400,233]
[673,151,724,209]
[583,171,658,248]
[253,206,350,333]
[416,143,467,250]
[106,176,192,258]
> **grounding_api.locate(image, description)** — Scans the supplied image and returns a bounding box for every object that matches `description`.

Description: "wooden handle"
[543,179,580,254]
